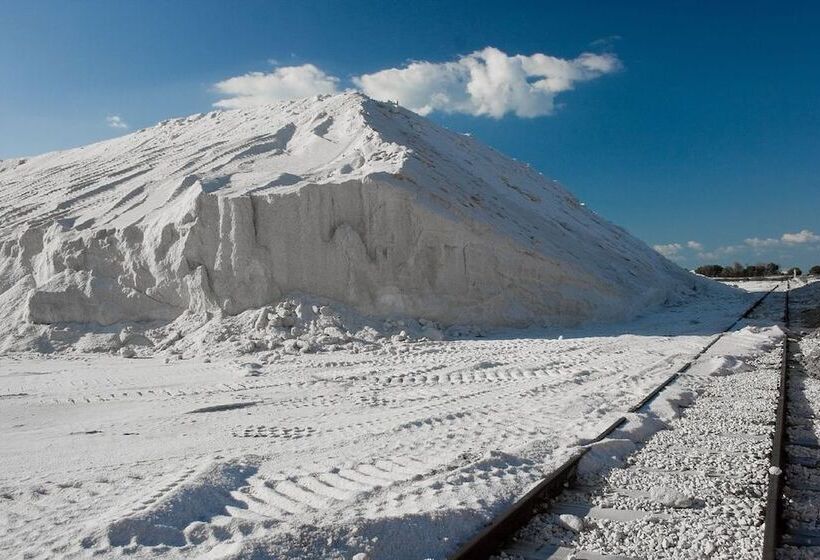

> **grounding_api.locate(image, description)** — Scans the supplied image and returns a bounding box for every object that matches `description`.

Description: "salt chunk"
[558,513,584,532]
[649,486,694,508]
[254,307,270,330]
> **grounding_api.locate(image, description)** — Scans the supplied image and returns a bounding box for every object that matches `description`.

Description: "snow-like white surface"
[0,288,784,560]
[499,332,783,560]
[720,279,791,293]
[0,92,774,559]
[1,92,713,355]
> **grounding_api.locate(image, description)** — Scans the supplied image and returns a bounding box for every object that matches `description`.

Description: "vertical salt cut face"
[0,92,698,344]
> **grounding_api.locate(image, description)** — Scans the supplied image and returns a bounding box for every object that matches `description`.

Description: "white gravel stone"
[558,514,584,532]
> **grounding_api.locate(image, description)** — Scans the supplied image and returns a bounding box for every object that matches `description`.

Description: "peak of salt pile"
[0,92,704,353]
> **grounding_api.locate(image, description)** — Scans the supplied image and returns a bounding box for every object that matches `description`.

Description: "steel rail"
[762,285,790,560]
[450,284,781,560]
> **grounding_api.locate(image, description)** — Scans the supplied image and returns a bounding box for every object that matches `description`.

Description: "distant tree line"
[696,263,820,278]
[695,262,780,278]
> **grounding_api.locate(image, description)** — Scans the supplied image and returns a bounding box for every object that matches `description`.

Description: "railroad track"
[451,284,784,560]
[764,283,820,558]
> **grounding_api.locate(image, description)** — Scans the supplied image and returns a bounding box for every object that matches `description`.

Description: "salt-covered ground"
[498,315,785,560]
[0,283,789,560]
[494,281,820,560]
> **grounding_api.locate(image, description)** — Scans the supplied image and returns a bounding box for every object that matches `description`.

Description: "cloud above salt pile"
[213,47,622,117]
[653,241,703,260]
[354,47,621,118]
[106,115,128,129]
[214,64,340,109]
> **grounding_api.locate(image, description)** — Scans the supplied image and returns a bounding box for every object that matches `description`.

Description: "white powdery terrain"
[1,92,706,355]
[0,93,767,560]
[0,284,783,560]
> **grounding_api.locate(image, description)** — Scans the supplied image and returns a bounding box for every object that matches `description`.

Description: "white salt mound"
[0,92,714,354]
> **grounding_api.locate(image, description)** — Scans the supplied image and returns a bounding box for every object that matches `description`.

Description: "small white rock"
[649,486,694,508]
[558,513,584,532]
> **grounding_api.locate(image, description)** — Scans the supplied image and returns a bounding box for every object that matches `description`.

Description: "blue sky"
[2,0,819,270]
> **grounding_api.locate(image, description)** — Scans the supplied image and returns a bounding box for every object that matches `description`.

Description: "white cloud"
[691,229,819,265]
[682,230,818,265]
[743,229,820,249]
[590,35,622,50]
[744,237,780,249]
[353,47,621,118]
[654,240,704,259]
[696,245,743,262]
[213,64,340,109]
[106,115,128,129]
[213,47,621,117]
[653,243,683,258]
[781,229,820,244]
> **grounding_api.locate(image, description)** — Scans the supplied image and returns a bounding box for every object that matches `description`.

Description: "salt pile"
[0,92,707,355]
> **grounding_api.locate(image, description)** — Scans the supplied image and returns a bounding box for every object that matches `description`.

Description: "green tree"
[695,264,724,277]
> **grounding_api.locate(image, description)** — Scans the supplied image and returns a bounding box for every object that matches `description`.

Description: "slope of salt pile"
[0,92,721,353]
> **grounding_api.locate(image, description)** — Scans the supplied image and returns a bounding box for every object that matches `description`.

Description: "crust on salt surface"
[0,92,727,352]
